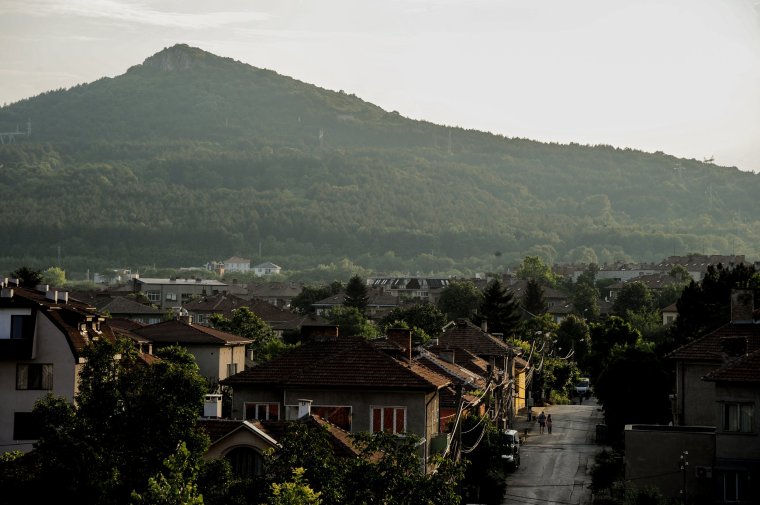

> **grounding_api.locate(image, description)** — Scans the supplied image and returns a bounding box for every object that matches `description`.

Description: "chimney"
[36,284,49,293]
[730,289,754,323]
[46,290,58,303]
[387,327,413,361]
[179,314,192,325]
[203,394,223,418]
[480,319,488,333]
[297,399,312,419]
[301,324,339,342]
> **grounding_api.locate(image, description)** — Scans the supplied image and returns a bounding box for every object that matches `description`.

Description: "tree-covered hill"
[0,44,758,276]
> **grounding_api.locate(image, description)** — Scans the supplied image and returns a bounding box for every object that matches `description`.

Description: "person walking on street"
[537,411,546,434]
[547,414,553,434]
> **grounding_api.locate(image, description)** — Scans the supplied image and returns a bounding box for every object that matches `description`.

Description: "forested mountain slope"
[0,44,757,275]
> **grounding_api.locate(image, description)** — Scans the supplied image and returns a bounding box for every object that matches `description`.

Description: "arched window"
[225,447,264,478]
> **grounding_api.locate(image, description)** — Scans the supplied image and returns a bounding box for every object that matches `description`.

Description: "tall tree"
[669,263,759,347]
[611,281,655,318]
[10,266,42,288]
[343,275,369,314]
[379,303,447,341]
[437,280,483,320]
[327,306,380,338]
[1,339,210,505]
[479,279,521,337]
[522,278,548,316]
[210,307,286,363]
[515,256,559,287]
[291,282,343,315]
[556,315,591,366]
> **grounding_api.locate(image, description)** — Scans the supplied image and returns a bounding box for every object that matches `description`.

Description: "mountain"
[0,44,758,277]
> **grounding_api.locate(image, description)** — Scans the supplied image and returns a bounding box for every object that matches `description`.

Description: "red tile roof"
[132,319,253,345]
[703,349,760,383]
[667,323,760,362]
[222,336,449,391]
[437,320,519,358]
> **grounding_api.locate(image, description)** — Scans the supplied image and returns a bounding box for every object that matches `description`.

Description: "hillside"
[0,44,758,277]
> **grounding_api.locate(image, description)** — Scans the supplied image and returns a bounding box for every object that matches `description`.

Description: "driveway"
[503,399,604,505]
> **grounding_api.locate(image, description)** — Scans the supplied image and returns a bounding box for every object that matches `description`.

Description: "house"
[131,316,252,385]
[224,257,251,273]
[182,293,326,337]
[604,273,684,302]
[625,289,760,503]
[662,302,678,326]
[253,262,282,277]
[87,295,163,324]
[0,280,115,452]
[311,289,399,319]
[246,281,303,309]
[431,319,528,428]
[220,332,450,464]
[369,277,451,304]
[132,277,228,312]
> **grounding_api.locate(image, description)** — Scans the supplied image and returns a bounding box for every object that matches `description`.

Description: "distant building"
[224,257,251,273]
[253,262,282,277]
[132,277,228,312]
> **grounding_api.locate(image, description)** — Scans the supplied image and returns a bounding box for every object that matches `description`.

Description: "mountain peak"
[141,44,215,72]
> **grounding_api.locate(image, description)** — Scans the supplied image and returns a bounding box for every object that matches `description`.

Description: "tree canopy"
[479,279,521,337]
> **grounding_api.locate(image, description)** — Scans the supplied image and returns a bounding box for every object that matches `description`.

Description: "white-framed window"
[16,364,53,390]
[371,406,406,434]
[146,290,160,302]
[245,402,280,421]
[226,363,238,377]
[723,402,754,433]
[165,292,177,301]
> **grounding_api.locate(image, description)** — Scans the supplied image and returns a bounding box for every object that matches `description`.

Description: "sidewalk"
[514,407,539,443]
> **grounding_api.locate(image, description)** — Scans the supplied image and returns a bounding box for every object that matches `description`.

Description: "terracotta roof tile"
[222,336,449,391]
[667,323,760,362]
[132,319,252,345]
[703,349,760,383]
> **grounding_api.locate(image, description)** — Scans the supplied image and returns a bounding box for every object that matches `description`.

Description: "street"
[502,399,604,505]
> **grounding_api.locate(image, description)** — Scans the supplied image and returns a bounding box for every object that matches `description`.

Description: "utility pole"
[507,350,515,430]
[680,450,689,504]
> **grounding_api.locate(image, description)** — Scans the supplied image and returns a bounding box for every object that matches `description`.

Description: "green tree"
[437,280,483,320]
[210,307,287,363]
[131,442,204,505]
[10,266,42,287]
[572,283,600,321]
[268,468,322,505]
[343,275,369,314]
[522,278,547,316]
[594,344,671,444]
[291,282,343,314]
[5,339,211,505]
[379,303,447,341]
[326,305,380,338]
[41,266,66,287]
[612,281,655,318]
[479,279,521,337]
[515,256,559,287]
[669,263,759,348]
[556,315,591,366]
[587,317,641,383]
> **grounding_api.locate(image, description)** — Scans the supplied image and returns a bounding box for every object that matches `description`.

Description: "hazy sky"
[2,0,760,172]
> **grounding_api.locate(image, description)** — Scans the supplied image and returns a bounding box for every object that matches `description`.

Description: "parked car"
[500,429,521,472]
[574,377,591,397]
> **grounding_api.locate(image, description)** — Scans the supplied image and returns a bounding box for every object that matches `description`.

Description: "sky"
[1,0,760,172]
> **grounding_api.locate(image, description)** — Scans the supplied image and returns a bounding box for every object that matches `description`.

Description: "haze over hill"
[0,44,758,277]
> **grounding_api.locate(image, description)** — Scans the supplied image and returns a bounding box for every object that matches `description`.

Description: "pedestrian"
[537,411,546,434]
[547,414,553,434]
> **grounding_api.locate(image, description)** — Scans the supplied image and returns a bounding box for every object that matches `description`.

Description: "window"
[226,363,238,377]
[312,406,352,431]
[371,406,406,434]
[194,314,206,324]
[720,470,749,503]
[723,403,753,433]
[245,403,280,421]
[165,292,177,301]
[14,412,42,440]
[146,290,160,302]
[16,364,53,390]
[11,315,33,339]
[225,447,264,478]
[181,293,194,303]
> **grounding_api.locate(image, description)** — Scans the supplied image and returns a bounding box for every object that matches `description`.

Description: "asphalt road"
[502,399,604,505]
